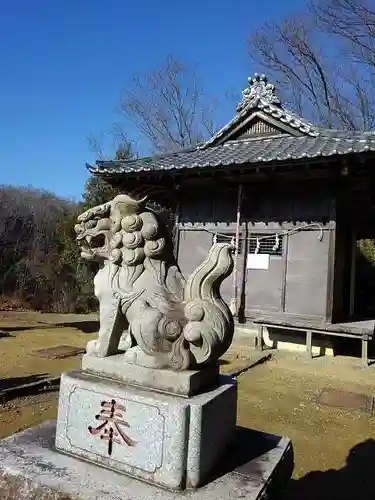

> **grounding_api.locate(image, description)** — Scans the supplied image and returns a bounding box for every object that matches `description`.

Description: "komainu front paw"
[86,339,100,356]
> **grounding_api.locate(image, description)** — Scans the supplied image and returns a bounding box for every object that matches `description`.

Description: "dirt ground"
[236,354,375,499]
[0,311,97,385]
[0,311,96,438]
[2,312,375,498]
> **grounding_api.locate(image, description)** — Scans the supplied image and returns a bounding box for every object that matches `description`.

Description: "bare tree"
[87,133,108,161]
[247,1,375,131]
[312,0,375,68]
[87,128,135,161]
[120,54,219,153]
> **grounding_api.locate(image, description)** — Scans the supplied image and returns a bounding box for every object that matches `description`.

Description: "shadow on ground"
[209,426,293,496]
[0,321,98,334]
[55,321,99,334]
[219,359,231,365]
[0,373,49,391]
[284,439,375,500]
[0,326,43,333]
[0,330,14,338]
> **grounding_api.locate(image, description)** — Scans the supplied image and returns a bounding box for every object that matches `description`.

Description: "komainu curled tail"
[170,243,234,370]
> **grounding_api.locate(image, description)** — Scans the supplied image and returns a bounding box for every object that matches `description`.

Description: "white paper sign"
[247,253,270,270]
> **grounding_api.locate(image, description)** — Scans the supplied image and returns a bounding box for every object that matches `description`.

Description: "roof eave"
[89,153,373,180]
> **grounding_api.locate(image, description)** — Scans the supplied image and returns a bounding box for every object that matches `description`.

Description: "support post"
[173,185,181,260]
[257,325,263,351]
[230,184,243,316]
[306,331,313,358]
[361,338,368,366]
[349,231,356,317]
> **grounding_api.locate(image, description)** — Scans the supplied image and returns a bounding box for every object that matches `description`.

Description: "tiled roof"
[89,132,375,176]
[88,74,375,178]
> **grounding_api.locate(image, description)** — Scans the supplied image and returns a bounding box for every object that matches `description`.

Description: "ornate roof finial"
[236,73,281,112]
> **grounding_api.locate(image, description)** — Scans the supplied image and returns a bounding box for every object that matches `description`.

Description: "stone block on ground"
[0,421,293,500]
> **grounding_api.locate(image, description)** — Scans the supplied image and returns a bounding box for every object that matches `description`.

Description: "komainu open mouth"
[82,233,106,250]
[75,224,109,258]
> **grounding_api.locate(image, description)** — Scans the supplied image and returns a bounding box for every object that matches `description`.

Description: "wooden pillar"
[173,186,181,259]
[361,338,368,366]
[257,325,263,351]
[230,183,243,316]
[306,331,313,358]
[349,231,357,317]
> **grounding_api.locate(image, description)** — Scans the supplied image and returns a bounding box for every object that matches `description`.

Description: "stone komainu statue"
[75,194,234,371]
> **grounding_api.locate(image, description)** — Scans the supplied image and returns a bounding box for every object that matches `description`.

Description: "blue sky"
[0,0,304,200]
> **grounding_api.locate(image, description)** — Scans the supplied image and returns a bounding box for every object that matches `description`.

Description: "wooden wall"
[177,180,336,322]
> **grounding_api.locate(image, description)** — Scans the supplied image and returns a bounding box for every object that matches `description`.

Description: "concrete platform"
[0,421,293,500]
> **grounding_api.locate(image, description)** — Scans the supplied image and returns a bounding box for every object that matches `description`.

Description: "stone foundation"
[55,370,236,490]
[0,421,293,500]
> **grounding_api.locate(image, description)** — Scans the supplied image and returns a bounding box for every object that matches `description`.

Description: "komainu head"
[74,195,169,266]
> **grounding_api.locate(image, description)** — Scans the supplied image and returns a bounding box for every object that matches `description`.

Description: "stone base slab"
[0,421,294,500]
[55,370,236,490]
[82,353,219,397]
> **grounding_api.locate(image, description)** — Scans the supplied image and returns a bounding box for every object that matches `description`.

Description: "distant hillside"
[0,185,95,313]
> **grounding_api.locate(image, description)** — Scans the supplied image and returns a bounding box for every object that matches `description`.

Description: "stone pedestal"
[0,421,294,500]
[55,369,237,490]
[81,353,219,396]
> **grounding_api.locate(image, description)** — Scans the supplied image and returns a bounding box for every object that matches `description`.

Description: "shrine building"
[87,74,375,363]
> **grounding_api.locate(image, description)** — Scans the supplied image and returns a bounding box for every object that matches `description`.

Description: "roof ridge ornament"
[236,73,281,112]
